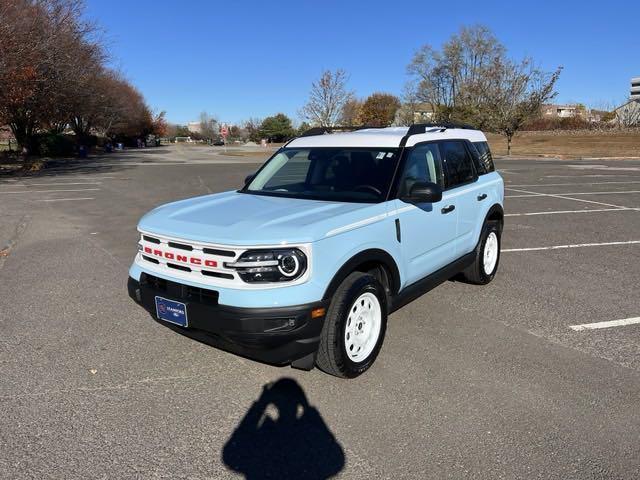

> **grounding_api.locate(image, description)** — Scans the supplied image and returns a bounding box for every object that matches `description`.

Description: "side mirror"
[403,181,443,203]
[244,173,255,185]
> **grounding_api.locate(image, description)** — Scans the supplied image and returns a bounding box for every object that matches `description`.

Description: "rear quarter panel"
[469,171,504,251]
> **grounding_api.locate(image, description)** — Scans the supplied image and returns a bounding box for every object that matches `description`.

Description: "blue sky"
[85,0,639,125]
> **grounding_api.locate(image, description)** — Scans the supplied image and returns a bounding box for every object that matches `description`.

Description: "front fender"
[312,216,403,300]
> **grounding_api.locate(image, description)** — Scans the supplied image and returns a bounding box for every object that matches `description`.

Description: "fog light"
[264,317,297,332]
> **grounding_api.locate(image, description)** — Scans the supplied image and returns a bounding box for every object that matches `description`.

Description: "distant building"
[540,104,607,122]
[631,77,640,100]
[412,103,437,122]
[541,104,582,118]
[586,110,607,123]
[186,120,235,135]
[187,121,202,134]
[393,103,437,126]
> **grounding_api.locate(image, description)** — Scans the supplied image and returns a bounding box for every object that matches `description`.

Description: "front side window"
[441,140,476,188]
[399,143,444,196]
[245,148,399,203]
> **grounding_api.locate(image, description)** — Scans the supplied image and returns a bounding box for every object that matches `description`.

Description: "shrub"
[523,116,592,131]
[33,133,76,157]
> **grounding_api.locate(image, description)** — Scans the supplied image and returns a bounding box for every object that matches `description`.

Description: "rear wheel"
[462,221,501,285]
[316,272,387,378]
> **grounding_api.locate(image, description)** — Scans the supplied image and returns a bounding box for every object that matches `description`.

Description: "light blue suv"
[128,124,504,378]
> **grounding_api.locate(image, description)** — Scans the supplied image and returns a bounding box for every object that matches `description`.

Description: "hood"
[138,191,384,245]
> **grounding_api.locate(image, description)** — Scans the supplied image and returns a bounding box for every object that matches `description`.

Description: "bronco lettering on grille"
[143,246,217,267]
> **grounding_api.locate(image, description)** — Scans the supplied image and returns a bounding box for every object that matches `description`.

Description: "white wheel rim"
[344,292,382,362]
[483,232,499,275]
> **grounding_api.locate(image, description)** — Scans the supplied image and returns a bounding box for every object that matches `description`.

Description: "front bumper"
[127,273,327,369]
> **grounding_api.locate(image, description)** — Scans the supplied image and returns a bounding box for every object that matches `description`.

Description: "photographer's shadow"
[222,378,345,479]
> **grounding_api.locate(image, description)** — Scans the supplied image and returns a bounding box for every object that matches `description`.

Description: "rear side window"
[472,141,495,174]
[441,140,476,188]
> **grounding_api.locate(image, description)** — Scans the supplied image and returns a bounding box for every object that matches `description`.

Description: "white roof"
[287,126,487,149]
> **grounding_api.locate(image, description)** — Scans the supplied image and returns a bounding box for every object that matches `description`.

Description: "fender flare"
[484,203,504,232]
[322,248,401,301]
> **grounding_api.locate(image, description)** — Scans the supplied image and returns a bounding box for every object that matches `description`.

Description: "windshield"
[244,147,400,203]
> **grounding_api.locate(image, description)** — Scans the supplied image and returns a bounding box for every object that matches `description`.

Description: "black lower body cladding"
[127,273,328,369]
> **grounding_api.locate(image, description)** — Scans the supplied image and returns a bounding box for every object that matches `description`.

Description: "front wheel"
[462,221,501,285]
[316,272,388,378]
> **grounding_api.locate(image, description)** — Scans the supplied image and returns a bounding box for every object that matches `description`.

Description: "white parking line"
[0,188,100,194]
[506,190,640,198]
[3,182,102,187]
[502,240,640,252]
[505,208,633,217]
[569,317,640,332]
[507,181,640,187]
[568,165,640,172]
[45,175,118,179]
[545,174,640,178]
[504,187,634,209]
[36,197,95,202]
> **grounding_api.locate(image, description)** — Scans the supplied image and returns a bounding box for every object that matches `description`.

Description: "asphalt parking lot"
[1,144,640,479]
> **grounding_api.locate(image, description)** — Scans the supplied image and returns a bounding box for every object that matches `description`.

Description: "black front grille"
[167,262,191,272]
[203,247,235,257]
[202,270,234,280]
[140,273,219,306]
[143,235,160,244]
[168,241,193,251]
[142,272,167,291]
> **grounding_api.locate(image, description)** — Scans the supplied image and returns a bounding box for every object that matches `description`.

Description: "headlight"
[226,248,307,283]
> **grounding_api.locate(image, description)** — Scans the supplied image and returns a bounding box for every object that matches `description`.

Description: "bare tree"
[615,100,640,127]
[407,45,453,112]
[300,69,353,127]
[199,112,218,140]
[242,117,263,142]
[106,78,153,139]
[406,25,505,122]
[69,68,117,141]
[0,0,160,153]
[393,82,420,126]
[486,60,562,154]
[0,0,103,151]
[406,24,562,151]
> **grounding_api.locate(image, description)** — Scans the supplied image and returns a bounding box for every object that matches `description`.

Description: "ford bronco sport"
[128,124,504,378]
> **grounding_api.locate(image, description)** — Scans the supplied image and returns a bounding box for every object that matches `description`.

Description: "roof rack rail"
[399,122,476,147]
[299,125,385,137]
[406,122,476,135]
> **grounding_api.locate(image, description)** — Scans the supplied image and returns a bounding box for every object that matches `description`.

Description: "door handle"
[477,193,487,201]
[441,205,455,214]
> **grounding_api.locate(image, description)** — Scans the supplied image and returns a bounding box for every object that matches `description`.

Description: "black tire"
[316,272,388,378]
[462,221,501,285]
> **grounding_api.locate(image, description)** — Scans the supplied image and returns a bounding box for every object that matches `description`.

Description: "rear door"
[440,140,482,255]
[393,142,458,286]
